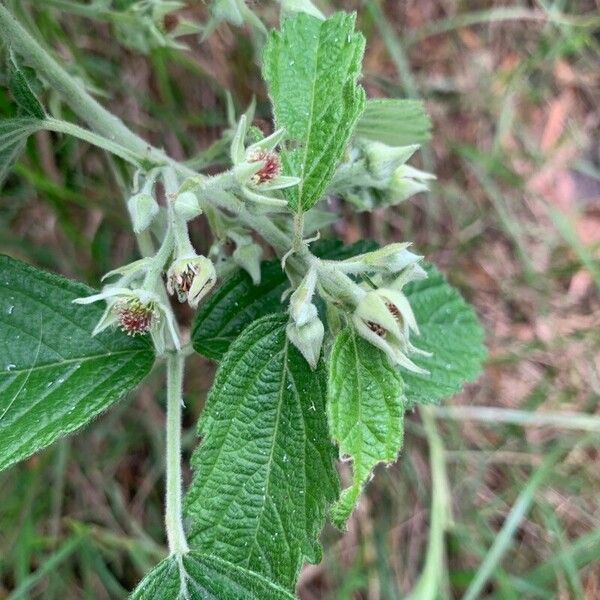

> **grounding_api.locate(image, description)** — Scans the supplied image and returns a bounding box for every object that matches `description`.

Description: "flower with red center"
[113,298,157,336]
[247,149,281,185]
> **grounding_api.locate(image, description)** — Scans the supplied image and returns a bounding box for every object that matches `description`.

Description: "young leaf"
[263,12,366,212]
[8,53,45,119]
[0,255,155,471]
[402,263,487,405]
[0,117,44,187]
[185,314,338,589]
[328,327,405,529]
[192,240,377,360]
[130,552,295,600]
[355,99,432,146]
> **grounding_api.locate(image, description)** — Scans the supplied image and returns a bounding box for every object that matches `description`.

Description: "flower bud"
[353,288,427,374]
[289,268,318,327]
[173,191,202,221]
[232,242,262,285]
[127,192,160,233]
[388,164,435,203]
[363,141,419,181]
[166,255,216,308]
[286,318,324,370]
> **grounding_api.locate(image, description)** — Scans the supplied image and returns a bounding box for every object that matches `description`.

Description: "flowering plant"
[0,2,485,597]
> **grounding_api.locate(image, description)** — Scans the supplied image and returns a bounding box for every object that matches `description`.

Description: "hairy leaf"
[8,54,45,119]
[263,12,366,212]
[192,240,377,360]
[402,264,487,405]
[130,553,295,600]
[355,99,432,146]
[0,117,43,187]
[185,314,338,589]
[328,327,405,528]
[0,255,155,471]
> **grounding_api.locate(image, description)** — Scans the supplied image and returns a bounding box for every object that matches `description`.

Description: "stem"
[407,407,452,600]
[165,353,189,556]
[43,118,144,166]
[0,5,165,162]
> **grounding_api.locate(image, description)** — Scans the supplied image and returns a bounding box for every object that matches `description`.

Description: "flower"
[73,287,179,352]
[113,297,157,335]
[166,255,216,308]
[352,288,429,373]
[247,149,281,184]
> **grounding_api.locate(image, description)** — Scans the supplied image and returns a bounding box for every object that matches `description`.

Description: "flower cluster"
[330,140,435,211]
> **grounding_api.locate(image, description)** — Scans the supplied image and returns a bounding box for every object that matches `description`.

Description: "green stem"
[0,5,162,160]
[165,353,189,556]
[43,118,144,166]
[407,406,453,600]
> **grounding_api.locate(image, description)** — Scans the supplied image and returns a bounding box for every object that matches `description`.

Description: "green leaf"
[130,552,295,600]
[402,264,487,405]
[263,12,366,212]
[327,327,405,529]
[0,255,155,472]
[185,314,338,589]
[8,54,45,119]
[355,99,432,146]
[0,117,43,187]
[192,239,377,360]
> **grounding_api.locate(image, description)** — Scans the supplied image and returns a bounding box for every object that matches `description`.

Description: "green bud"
[289,268,318,327]
[286,318,324,370]
[127,192,159,234]
[363,141,419,180]
[173,191,202,221]
[232,242,262,285]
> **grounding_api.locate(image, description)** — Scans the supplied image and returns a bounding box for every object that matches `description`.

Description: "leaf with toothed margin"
[185,314,338,590]
[129,552,296,599]
[0,255,154,472]
[263,12,366,212]
[327,326,405,529]
[401,263,487,406]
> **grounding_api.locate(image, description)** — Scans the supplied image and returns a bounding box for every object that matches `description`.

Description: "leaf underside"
[355,98,432,146]
[401,264,487,406]
[185,314,338,590]
[328,327,405,528]
[130,552,295,599]
[263,12,366,212]
[0,255,155,471]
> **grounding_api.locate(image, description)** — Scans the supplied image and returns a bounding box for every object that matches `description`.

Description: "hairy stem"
[0,5,164,162]
[165,353,189,556]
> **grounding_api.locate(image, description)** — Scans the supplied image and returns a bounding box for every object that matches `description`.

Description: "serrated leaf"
[0,255,155,471]
[130,552,295,600]
[263,12,366,212]
[8,54,45,119]
[402,264,487,405]
[328,327,405,528]
[185,314,338,589]
[355,99,432,146]
[192,240,377,360]
[0,117,44,188]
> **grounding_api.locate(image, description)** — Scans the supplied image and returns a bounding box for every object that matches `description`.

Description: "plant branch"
[165,352,189,556]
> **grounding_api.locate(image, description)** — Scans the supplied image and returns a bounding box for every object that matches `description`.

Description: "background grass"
[1,0,599,598]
